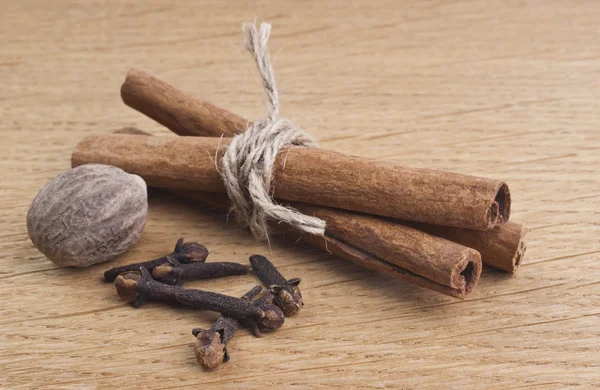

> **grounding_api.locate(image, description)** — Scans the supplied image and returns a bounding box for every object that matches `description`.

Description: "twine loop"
[220,22,326,240]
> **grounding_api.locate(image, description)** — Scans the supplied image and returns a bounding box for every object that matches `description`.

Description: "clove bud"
[192,285,262,369]
[104,238,208,282]
[250,254,303,316]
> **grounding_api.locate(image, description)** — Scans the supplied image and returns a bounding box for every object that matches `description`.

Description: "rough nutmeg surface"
[27,164,148,267]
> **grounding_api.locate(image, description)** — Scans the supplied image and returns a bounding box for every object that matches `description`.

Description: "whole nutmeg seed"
[27,164,148,267]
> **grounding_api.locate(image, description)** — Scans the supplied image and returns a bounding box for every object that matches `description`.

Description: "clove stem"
[152,259,249,286]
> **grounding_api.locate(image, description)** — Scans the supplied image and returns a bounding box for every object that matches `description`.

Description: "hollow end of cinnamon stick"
[511,225,528,270]
[490,182,511,226]
[411,220,527,273]
[452,255,481,296]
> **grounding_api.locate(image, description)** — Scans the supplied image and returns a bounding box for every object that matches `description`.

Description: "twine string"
[220,22,327,240]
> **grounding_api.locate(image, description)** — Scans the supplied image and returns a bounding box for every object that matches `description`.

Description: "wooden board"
[2,0,599,388]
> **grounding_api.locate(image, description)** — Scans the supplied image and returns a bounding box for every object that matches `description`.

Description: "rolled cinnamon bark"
[178,191,481,299]
[411,221,527,272]
[179,188,524,273]
[290,203,481,294]
[119,69,510,231]
[296,233,478,298]
[72,132,509,231]
[121,69,247,137]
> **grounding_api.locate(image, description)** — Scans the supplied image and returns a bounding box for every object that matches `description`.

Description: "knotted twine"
[220,22,327,241]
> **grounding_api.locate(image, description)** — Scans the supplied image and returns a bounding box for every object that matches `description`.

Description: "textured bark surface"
[179,190,481,298]
[412,221,527,272]
[293,203,481,292]
[121,69,248,137]
[72,133,508,230]
[178,188,522,274]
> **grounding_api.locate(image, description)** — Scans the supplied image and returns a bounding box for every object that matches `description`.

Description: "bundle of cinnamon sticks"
[71,69,527,299]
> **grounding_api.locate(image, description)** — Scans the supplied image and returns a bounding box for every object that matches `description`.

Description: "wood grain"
[1,0,599,388]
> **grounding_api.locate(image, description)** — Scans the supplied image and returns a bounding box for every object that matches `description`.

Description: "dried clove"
[250,254,303,316]
[236,291,279,338]
[192,285,262,369]
[104,238,208,282]
[152,258,249,286]
[114,268,284,332]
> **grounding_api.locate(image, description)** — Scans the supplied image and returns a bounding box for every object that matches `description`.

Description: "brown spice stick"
[183,190,525,274]
[72,132,509,231]
[119,69,524,267]
[121,69,248,137]
[176,190,481,299]
[294,203,481,290]
[118,69,510,231]
[411,221,527,272]
[294,232,477,298]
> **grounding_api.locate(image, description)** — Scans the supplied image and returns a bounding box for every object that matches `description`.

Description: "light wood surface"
[2,1,599,388]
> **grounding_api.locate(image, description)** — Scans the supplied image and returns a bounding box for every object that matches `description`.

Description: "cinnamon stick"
[295,203,481,290]
[295,233,477,298]
[171,191,482,299]
[119,69,510,231]
[121,69,247,137]
[72,132,509,231]
[177,188,524,273]
[411,221,527,272]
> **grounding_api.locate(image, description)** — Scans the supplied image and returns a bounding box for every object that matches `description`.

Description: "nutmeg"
[27,164,148,267]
